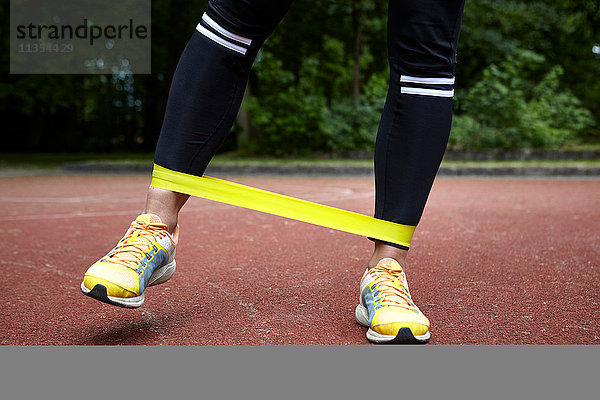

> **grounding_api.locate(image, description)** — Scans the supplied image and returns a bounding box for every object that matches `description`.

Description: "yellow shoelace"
[370,264,415,311]
[105,220,168,270]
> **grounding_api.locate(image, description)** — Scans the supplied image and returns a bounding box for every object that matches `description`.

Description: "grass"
[1,152,600,171]
[0,153,154,169]
[440,160,600,167]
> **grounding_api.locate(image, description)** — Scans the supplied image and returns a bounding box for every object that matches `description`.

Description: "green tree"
[450,50,594,149]
[3,0,599,154]
[457,0,599,143]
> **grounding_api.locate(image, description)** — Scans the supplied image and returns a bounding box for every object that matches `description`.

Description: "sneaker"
[81,214,178,308]
[355,258,430,344]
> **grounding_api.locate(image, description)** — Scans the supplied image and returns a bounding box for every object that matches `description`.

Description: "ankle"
[144,186,189,233]
[368,242,408,269]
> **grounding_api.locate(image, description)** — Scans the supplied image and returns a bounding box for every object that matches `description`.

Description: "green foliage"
[244,49,387,155]
[3,0,599,153]
[243,52,327,156]
[321,72,387,152]
[450,51,594,149]
[458,0,600,143]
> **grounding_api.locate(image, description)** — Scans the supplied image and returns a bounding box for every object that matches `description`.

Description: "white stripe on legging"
[202,13,252,46]
[400,75,455,85]
[196,23,247,55]
[400,87,455,97]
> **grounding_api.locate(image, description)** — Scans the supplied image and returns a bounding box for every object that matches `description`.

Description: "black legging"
[155,0,466,249]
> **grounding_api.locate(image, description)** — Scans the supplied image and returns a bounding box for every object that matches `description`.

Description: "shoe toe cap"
[372,308,430,337]
[83,263,139,298]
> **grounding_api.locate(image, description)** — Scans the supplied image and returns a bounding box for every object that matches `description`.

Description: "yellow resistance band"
[151,164,415,248]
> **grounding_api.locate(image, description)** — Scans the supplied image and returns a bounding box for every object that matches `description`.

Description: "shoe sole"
[355,304,430,344]
[81,260,176,308]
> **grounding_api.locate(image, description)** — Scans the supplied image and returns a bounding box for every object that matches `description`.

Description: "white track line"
[0,189,375,222]
[206,281,273,342]
[2,260,80,280]
[0,209,146,222]
[0,196,142,203]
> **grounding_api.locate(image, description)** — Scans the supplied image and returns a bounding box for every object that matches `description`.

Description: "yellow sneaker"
[81,214,178,308]
[355,258,430,343]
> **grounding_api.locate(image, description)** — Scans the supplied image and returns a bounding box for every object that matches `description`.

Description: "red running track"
[1,174,599,345]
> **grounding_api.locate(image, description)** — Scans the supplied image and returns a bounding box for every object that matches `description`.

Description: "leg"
[82,0,294,308]
[147,0,294,233]
[358,0,466,343]
[154,0,293,175]
[370,0,465,266]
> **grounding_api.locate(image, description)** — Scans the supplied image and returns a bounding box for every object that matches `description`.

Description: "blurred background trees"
[2,0,599,155]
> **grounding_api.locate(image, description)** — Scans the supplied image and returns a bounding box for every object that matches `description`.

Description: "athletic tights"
[154,0,466,249]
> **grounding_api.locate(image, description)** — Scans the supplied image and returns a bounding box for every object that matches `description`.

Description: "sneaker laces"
[370,264,416,312]
[105,220,169,270]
